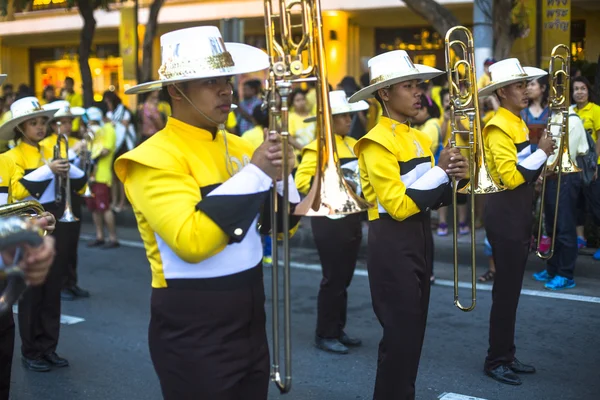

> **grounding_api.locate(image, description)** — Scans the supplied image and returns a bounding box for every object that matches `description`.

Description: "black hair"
[360,72,370,89]
[65,77,74,85]
[440,88,450,104]
[527,75,549,108]
[572,76,597,104]
[338,76,360,97]
[288,88,307,108]
[102,90,122,108]
[244,79,262,93]
[252,104,269,128]
[431,73,448,87]
[419,93,440,119]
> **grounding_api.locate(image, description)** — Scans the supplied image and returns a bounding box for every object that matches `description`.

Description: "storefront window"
[571,20,585,61]
[375,27,452,69]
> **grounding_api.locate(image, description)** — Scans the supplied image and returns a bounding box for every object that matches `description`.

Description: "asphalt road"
[7,222,600,400]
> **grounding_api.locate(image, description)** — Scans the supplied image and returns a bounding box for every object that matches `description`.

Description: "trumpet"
[535,44,581,259]
[53,122,79,223]
[262,0,370,392]
[444,26,505,312]
[0,213,46,315]
[80,128,95,199]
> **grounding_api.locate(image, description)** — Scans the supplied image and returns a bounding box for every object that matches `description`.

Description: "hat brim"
[304,100,370,122]
[479,67,547,97]
[0,75,6,86]
[0,109,57,141]
[47,107,86,121]
[125,43,269,95]
[349,65,444,103]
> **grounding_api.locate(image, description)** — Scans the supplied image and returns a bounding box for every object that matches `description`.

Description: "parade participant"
[0,97,86,372]
[479,58,555,385]
[41,100,89,300]
[295,90,368,354]
[349,50,468,399]
[83,107,120,250]
[114,26,299,399]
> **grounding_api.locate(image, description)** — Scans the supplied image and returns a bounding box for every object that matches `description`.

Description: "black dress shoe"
[339,331,362,347]
[61,289,75,301]
[22,357,51,372]
[70,285,90,298]
[315,336,348,354]
[509,358,536,374]
[43,352,69,368]
[484,365,522,385]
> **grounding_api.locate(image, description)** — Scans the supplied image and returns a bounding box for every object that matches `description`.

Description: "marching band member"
[0,97,86,372]
[295,90,368,354]
[479,58,555,385]
[349,50,468,399]
[114,26,299,399]
[41,100,90,300]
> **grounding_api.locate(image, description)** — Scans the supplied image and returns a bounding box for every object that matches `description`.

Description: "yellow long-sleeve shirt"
[3,140,86,205]
[91,123,117,186]
[483,107,547,190]
[416,118,441,155]
[0,155,16,205]
[295,134,358,195]
[572,102,600,164]
[114,117,300,288]
[354,116,451,222]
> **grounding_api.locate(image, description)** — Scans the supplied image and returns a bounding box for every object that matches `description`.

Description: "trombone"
[262,0,370,392]
[80,128,95,199]
[444,26,505,312]
[53,122,79,223]
[535,44,581,259]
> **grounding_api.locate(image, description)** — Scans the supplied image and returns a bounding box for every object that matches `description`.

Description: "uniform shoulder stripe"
[200,183,221,198]
[398,157,431,175]
[0,187,8,193]
[515,141,531,153]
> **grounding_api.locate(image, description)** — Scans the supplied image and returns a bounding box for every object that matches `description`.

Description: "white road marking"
[84,235,600,305]
[438,393,488,400]
[12,305,85,325]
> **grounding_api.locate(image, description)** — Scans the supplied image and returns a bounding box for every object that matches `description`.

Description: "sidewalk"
[79,208,600,281]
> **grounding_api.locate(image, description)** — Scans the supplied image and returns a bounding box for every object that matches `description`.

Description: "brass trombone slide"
[535,44,581,259]
[262,0,370,393]
[444,26,505,312]
[53,122,79,223]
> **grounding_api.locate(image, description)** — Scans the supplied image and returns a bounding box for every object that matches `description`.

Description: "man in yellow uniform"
[296,90,369,355]
[479,58,555,385]
[62,77,83,133]
[349,50,468,399]
[84,107,119,249]
[114,26,299,399]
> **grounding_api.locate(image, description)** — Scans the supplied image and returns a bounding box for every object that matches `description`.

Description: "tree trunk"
[492,0,515,59]
[141,0,165,83]
[400,0,461,38]
[78,1,97,107]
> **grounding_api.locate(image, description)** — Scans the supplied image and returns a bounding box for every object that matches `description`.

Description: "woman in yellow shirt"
[349,50,467,399]
[0,97,86,373]
[287,89,316,152]
[479,58,555,385]
[571,76,600,252]
[295,90,368,355]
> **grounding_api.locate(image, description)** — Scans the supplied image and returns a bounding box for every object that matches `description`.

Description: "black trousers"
[484,184,534,370]
[63,198,82,289]
[149,266,269,400]
[544,174,581,280]
[0,310,14,400]
[312,214,362,338]
[367,214,433,400]
[18,219,66,359]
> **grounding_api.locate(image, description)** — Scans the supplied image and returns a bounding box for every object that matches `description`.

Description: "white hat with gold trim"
[0,97,57,140]
[304,90,369,122]
[479,58,547,97]
[349,50,443,103]
[42,100,85,121]
[125,26,269,95]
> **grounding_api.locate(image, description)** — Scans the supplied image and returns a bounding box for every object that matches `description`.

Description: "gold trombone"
[80,128,95,199]
[444,26,505,312]
[53,122,79,223]
[535,44,581,259]
[262,0,370,392]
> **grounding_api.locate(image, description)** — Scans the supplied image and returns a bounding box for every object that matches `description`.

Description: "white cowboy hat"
[0,97,57,140]
[349,50,443,103]
[0,75,6,86]
[125,26,269,95]
[85,107,104,124]
[479,58,547,97]
[42,100,85,121]
[304,90,369,122]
